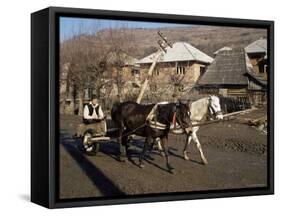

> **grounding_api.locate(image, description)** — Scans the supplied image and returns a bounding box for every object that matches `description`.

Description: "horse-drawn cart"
[75,119,120,156]
[73,97,266,172]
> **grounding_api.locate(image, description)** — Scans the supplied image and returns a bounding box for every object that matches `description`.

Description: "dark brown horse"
[111,101,190,172]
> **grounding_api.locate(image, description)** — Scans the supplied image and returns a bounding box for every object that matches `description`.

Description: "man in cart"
[84,95,105,125]
[73,95,107,155]
[76,95,107,138]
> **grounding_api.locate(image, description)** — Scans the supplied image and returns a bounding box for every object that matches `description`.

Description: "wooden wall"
[139,61,207,85]
[247,53,268,80]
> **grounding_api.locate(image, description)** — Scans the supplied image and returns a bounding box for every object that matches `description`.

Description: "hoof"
[160,152,165,157]
[118,157,127,162]
[167,164,174,172]
[168,167,174,174]
[169,169,174,174]
[139,163,145,169]
[202,159,208,165]
[183,154,189,161]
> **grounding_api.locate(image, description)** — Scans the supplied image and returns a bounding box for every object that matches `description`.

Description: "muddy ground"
[59,109,267,199]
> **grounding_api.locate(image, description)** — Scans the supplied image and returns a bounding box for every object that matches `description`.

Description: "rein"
[119,123,147,138]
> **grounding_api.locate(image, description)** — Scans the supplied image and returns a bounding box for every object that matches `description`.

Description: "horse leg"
[139,137,151,168]
[118,122,127,162]
[160,137,174,173]
[183,134,192,160]
[155,137,165,157]
[192,132,208,165]
[122,134,130,156]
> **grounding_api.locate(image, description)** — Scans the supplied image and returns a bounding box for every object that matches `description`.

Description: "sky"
[60,17,191,42]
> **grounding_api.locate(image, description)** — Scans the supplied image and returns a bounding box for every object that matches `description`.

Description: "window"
[84,88,92,100]
[131,69,140,76]
[259,64,265,73]
[264,65,268,74]
[200,66,206,77]
[176,66,185,75]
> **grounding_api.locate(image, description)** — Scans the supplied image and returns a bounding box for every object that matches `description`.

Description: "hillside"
[62,25,267,59]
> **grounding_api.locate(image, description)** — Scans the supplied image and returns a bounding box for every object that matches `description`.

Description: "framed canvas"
[31,6,274,208]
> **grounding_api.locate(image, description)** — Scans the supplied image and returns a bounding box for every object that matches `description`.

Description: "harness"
[146,102,181,130]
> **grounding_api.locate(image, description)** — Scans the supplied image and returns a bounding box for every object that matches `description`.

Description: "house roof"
[107,52,138,66]
[245,38,267,55]
[198,49,248,86]
[245,68,267,87]
[137,42,213,64]
[214,46,232,55]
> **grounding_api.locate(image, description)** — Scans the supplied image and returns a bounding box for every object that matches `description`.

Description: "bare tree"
[60,23,110,115]
[105,24,136,102]
[60,21,136,114]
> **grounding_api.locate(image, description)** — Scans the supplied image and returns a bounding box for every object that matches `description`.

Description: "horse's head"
[175,101,191,129]
[208,95,223,120]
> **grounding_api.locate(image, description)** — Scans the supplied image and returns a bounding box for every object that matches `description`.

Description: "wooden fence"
[219,96,251,113]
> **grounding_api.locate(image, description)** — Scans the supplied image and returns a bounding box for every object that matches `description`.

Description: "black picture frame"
[31,6,274,208]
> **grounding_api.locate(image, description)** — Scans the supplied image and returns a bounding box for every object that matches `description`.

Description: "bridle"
[208,97,223,119]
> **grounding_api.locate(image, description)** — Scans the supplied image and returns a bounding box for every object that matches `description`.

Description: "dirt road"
[59,114,267,199]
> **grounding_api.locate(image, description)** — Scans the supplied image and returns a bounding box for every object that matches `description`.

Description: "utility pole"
[136,31,172,104]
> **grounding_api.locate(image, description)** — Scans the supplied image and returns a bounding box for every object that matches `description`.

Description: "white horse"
[157,95,223,165]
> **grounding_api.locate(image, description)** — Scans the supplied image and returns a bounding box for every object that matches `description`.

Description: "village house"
[197,48,267,106]
[137,42,213,92]
[244,53,267,106]
[106,51,139,83]
[97,52,141,106]
[198,49,248,97]
[245,38,267,80]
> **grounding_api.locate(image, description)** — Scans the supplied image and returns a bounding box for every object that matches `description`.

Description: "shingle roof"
[245,38,267,54]
[245,68,267,87]
[107,52,138,66]
[214,46,232,55]
[198,49,248,86]
[137,42,213,64]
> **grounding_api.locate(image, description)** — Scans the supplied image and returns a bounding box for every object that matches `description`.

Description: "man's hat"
[91,94,98,100]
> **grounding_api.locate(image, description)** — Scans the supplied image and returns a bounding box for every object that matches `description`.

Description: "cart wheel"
[85,143,100,156]
[83,132,94,155]
[83,133,100,156]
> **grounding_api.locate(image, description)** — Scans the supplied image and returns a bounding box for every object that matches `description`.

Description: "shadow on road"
[60,132,125,196]
[60,129,190,178]
[168,148,205,165]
